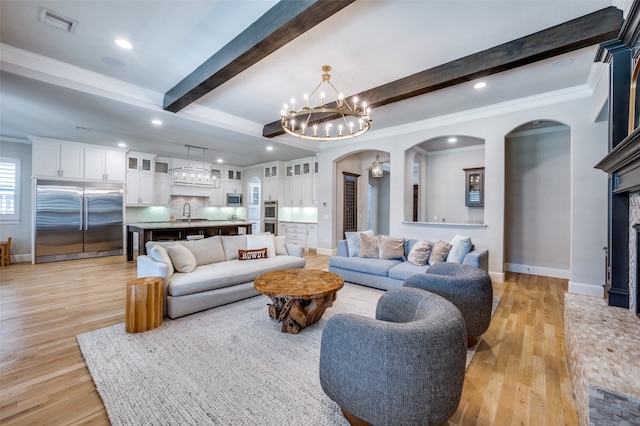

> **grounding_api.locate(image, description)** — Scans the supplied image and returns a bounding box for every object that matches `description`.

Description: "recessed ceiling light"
[151,119,162,126]
[266,146,274,151]
[550,58,574,69]
[448,137,457,143]
[217,159,224,163]
[473,82,487,89]
[102,56,126,68]
[118,142,127,148]
[115,39,132,49]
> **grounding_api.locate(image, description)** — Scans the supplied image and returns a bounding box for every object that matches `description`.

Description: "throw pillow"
[428,240,452,265]
[345,229,374,257]
[147,244,175,276]
[359,233,379,258]
[275,235,288,255]
[238,248,268,260]
[378,236,405,260]
[446,234,473,263]
[166,244,197,273]
[407,240,432,266]
[220,235,247,261]
[247,234,277,258]
[186,236,225,266]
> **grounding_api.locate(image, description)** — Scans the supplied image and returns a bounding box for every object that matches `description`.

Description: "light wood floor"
[0,253,578,425]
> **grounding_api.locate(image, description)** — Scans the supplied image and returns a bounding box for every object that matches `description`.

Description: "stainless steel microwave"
[226,193,242,206]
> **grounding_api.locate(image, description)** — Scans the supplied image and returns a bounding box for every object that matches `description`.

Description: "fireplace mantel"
[596,126,640,193]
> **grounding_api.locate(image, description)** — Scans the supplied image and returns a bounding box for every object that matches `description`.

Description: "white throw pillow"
[147,244,175,276]
[446,234,473,263]
[186,236,225,266]
[220,235,247,261]
[247,234,277,258]
[275,235,288,255]
[166,244,197,273]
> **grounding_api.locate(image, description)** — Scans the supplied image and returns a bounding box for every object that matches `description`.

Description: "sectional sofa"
[329,233,488,291]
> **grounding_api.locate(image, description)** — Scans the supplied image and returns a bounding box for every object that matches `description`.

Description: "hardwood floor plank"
[0,254,579,425]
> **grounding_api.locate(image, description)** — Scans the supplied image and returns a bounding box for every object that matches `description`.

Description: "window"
[0,157,20,222]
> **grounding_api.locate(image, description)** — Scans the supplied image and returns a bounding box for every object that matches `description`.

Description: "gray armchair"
[319,287,466,426]
[403,262,493,347]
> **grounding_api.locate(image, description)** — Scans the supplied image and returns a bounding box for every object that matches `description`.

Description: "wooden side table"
[126,277,164,333]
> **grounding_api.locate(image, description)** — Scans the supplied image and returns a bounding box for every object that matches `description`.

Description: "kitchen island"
[126,221,252,260]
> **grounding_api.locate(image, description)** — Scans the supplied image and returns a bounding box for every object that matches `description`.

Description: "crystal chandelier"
[371,153,383,178]
[281,65,371,141]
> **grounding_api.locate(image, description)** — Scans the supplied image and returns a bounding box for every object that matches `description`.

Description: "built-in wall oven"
[263,201,278,235]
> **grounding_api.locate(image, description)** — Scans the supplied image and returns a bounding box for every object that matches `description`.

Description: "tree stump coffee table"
[254,269,344,334]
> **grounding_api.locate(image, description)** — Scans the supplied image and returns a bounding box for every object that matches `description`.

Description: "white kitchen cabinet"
[153,173,170,206]
[209,187,225,206]
[84,148,126,182]
[126,172,154,205]
[284,222,307,250]
[32,139,83,179]
[263,178,280,202]
[307,224,317,251]
[127,151,155,173]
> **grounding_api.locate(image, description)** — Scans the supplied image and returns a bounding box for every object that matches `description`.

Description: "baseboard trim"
[489,271,505,283]
[568,281,604,298]
[9,254,32,264]
[316,247,336,256]
[505,263,570,279]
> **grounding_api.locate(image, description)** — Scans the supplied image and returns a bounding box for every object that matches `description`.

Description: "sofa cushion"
[220,235,247,261]
[388,261,430,281]
[379,236,405,260]
[247,234,276,258]
[166,244,197,273]
[168,255,306,297]
[407,240,432,266]
[345,230,374,257]
[446,234,472,263]
[186,235,225,266]
[429,240,452,265]
[329,255,402,277]
[148,244,175,276]
[359,233,379,258]
[275,235,288,255]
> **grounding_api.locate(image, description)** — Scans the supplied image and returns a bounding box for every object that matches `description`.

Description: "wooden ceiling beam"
[163,0,355,113]
[263,6,623,138]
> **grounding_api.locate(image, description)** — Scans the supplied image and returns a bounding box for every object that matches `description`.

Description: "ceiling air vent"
[38,8,78,34]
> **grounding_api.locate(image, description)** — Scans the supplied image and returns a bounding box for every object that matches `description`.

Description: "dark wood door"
[343,172,359,238]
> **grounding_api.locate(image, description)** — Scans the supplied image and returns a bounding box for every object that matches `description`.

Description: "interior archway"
[504,120,571,278]
[405,135,485,224]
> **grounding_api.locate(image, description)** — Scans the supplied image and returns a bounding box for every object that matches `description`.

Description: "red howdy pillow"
[238,247,267,261]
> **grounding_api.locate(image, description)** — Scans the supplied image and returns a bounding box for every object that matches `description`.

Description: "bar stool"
[0,237,11,268]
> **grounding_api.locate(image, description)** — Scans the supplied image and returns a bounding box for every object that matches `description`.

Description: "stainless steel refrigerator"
[35,180,124,263]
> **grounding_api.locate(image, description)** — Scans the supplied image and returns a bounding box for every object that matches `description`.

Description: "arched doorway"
[504,120,570,278]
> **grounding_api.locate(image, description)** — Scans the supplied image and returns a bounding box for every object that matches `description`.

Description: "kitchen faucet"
[183,203,191,223]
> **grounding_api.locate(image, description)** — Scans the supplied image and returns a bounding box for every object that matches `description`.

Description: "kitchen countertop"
[126,220,252,229]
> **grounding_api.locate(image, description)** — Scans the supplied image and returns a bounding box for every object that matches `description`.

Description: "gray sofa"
[328,238,488,291]
[137,234,306,319]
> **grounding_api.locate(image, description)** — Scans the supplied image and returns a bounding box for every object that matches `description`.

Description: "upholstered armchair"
[319,287,467,426]
[404,262,493,347]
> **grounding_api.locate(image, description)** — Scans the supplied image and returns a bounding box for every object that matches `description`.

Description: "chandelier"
[170,145,221,188]
[281,65,371,141]
[371,153,383,178]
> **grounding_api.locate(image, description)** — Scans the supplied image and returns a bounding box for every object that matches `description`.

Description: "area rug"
[77,283,499,425]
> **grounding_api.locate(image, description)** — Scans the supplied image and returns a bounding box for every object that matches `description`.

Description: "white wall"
[316,88,608,296]
[0,139,32,261]
[505,126,571,277]
[424,145,485,224]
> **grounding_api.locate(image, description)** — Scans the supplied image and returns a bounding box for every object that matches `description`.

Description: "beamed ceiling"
[0,1,624,167]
